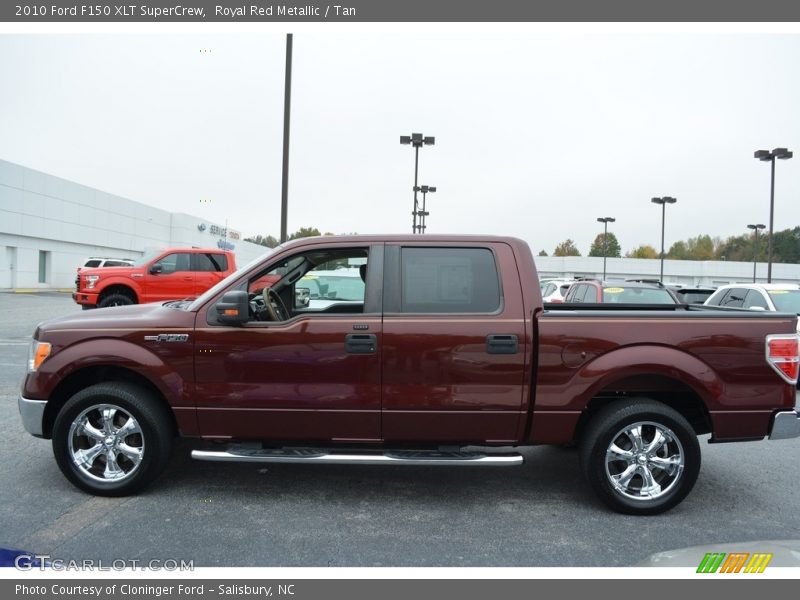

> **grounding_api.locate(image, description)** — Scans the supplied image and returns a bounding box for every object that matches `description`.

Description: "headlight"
[85,275,100,289]
[27,340,51,372]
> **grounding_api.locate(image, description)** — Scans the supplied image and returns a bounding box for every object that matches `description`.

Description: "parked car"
[20,235,799,515]
[703,283,800,333]
[73,248,236,309]
[564,279,679,304]
[667,285,717,305]
[77,257,134,272]
[540,278,574,303]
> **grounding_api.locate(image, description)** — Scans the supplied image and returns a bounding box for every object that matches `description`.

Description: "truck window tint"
[157,253,191,274]
[720,288,747,308]
[84,260,101,268]
[743,290,769,310]
[194,253,229,272]
[569,284,587,303]
[400,248,500,313]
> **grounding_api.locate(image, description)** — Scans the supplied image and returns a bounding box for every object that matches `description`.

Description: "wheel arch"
[42,366,178,440]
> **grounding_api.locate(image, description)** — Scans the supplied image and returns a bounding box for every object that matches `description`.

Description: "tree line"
[539,226,800,263]
[245,227,334,248]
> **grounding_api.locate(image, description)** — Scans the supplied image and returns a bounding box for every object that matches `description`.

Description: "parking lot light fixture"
[400,133,435,234]
[596,217,616,280]
[754,147,793,283]
[747,223,766,283]
[418,185,436,233]
[651,197,677,282]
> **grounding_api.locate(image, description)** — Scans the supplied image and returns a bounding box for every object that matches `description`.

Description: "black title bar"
[4,0,800,22]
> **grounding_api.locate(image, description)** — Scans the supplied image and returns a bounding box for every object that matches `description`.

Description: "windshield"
[186,247,278,311]
[602,287,677,304]
[767,290,800,313]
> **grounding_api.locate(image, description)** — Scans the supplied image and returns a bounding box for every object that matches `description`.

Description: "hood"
[35,302,196,337]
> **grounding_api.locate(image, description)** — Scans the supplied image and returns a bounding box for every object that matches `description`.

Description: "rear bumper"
[18,396,47,438]
[769,410,800,440]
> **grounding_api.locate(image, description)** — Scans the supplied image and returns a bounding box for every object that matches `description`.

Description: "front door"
[145,252,195,302]
[193,243,383,443]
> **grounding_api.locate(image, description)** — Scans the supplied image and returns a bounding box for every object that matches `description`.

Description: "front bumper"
[769,410,800,440]
[18,396,47,438]
[72,291,99,306]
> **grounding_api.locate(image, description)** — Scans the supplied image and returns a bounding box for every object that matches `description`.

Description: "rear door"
[193,252,230,296]
[381,242,527,444]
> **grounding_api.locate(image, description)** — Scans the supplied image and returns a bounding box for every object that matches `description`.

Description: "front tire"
[97,293,134,308]
[579,399,700,515]
[52,382,173,496]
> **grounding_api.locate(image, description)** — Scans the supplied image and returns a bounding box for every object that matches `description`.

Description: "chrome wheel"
[67,404,145,483]
[604,421,684,501]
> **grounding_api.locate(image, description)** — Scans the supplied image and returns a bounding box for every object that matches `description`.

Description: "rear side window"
[194,253,229,272]
[719,288,747,308]
[743,290,769,309]
[103,260,128,267]
[400,247,501,314]
[568,284,588,303]
[84,260,101,268]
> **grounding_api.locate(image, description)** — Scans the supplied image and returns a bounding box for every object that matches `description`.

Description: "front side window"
[400,247,500,314]
[155,253,191,274]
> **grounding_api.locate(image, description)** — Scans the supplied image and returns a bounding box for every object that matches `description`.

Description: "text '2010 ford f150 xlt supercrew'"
[19,236,800,514]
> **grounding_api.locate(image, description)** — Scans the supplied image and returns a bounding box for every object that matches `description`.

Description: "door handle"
[345,333,377,354]
[183,276,193,281]
[486,334,518,354]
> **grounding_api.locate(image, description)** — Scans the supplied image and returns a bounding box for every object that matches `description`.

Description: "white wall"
[535,255,800,286]
[0,159,267,289]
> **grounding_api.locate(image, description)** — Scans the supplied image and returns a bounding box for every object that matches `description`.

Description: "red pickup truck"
[73,248,235,308]
[20,235,800,514]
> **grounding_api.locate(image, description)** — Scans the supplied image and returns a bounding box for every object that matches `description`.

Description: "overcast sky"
[1,32,799,254]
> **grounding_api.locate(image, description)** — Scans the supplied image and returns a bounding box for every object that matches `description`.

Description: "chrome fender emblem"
[144,334,189,342]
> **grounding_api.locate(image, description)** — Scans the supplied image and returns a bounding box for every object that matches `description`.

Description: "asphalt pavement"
[1,291,798,567]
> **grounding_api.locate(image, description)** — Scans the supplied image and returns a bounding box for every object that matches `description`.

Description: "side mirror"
[215,290,250,325]
[149,264,163,275]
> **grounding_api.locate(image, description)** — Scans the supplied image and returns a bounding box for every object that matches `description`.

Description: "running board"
[191,446,523,466]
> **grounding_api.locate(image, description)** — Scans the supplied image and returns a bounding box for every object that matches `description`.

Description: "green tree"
[588,232,621,258]
[666,240,690,260]
[538,249,548,257]
[626,245,658,259]
[553,239,581,257]
[288,227,322,240]
[245,234,280,248]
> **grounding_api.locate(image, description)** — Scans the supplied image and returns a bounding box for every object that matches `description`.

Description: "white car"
[540,278,574,303]
[298,269,365,310]
[704,283,800,333]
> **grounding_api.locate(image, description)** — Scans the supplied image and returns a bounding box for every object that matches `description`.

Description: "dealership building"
[1,158,799,291]
[0,159,267,290]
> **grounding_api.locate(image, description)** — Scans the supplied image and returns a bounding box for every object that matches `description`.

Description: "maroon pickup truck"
[18,235,800,514]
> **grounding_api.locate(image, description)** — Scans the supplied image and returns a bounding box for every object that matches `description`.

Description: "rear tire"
[97,292,134,308]
[579,399,700,515]
[52,382,173,496]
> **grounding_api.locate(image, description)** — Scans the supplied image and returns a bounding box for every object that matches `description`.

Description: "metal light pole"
[754,148,793,282]
[747,223,766,283]
[400,133,435,233]
[596,217,615,280]
[279,33,293,243]
[651,197,677,283]
[415,185,436,233]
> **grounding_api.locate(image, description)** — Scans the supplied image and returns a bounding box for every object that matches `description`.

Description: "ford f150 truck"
[73,248,236,309]
[20,236,800,514]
